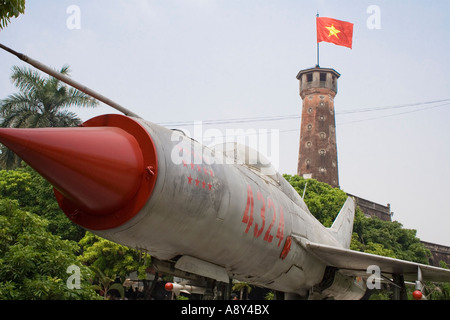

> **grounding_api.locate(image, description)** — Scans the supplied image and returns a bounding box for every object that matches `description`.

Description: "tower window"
[320,73,327,82]
[306,73,313,82]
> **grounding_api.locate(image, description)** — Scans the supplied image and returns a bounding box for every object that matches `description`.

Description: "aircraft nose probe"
[0,114,158,230]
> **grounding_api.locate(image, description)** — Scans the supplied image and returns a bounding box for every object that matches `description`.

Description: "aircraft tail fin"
[327,197,355,249]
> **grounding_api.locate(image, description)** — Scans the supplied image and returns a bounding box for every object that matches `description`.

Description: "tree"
[232,281,253,300]
[0,65,98,168]
[351,208,431,264]
[0,0,26,29]
[78,232,155,298]
[0,167,32,200]
[0,198,100,299]
[91,267,125,300]
[283,174,348,226]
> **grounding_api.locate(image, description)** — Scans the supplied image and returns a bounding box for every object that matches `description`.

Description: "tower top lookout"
[296,67,340,99]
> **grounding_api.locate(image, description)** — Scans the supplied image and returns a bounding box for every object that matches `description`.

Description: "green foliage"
[0,0,26,29]
[232,281,253,300]
[0,169,32,200]
[360,241,396,258]
[0,166,151,299]
[352,208,430,263]
[283,174,347,227]
[78,232,151,283]
[0,198,100,299]
[264,291,275,300]
[91,267,125,300]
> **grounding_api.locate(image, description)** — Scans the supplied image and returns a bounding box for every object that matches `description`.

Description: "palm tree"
[232,280,253,300]
[0,65,98,168]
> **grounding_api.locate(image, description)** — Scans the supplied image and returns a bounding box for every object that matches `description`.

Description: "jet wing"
[300,239,450,283]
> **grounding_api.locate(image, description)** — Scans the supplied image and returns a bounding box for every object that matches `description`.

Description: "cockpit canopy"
[211,142,278,181]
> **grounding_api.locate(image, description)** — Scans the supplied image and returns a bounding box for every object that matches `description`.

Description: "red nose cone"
[0,114,157,230]
[165,283,174,291]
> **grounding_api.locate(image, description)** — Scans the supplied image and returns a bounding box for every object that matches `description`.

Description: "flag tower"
[296,67,340,188]
[296,15,353,188]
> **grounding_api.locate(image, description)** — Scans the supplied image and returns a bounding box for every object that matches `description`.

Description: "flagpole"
[316,12,320,68]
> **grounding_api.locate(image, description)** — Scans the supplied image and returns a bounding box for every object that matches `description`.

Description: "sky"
[1,0,449,246]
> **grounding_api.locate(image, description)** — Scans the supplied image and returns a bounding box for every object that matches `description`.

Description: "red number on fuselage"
[242,184,254,233]
[242,184,284,247]
[276,206,284,247]
[264,198,276,243]
[254,191,265,238]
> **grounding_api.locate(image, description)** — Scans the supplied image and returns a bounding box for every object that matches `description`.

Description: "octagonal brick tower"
[296,67,340,188]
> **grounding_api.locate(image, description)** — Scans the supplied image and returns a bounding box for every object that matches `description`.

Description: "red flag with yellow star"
[317,17,353,49]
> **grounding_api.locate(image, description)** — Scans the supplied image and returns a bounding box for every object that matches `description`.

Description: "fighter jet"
[1,44,450,300]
